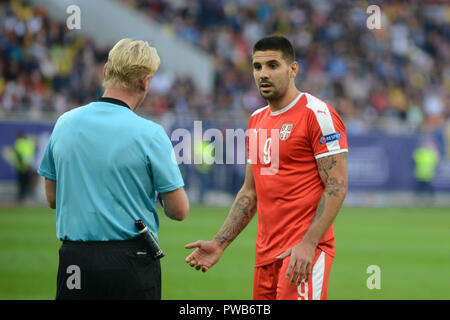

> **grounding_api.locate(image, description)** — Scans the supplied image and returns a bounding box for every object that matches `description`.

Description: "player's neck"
[267,88,300,113]
[102,87,144,111]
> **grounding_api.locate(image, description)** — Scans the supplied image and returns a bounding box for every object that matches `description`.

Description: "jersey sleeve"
[307,104,348,159]
[246,116,256,164]
[37,134,57,181]
[147,126,185,193]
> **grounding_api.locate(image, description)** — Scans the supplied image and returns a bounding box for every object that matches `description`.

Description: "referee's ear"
[139,74,152,92]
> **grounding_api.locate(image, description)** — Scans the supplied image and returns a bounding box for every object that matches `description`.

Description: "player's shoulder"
[303,92,343,120]
[302,92,346,135]
[303,92,334,113]
[249,105,270,119]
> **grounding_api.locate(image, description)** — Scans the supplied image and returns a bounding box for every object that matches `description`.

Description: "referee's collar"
[98,97,131,110]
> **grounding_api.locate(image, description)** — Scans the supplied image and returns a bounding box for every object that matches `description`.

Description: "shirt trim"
[270,93,303,116]
[250,105,270,117]
[37,168,56,181]
[98,97,131,109]
[315,149,348,159]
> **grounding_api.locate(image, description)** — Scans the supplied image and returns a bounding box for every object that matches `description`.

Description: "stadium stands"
[0,0,105,118]
[1,0,448,131]
[120,0,449,133]
[1,0,450,205]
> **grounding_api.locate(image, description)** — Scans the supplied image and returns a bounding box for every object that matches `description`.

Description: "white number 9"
[263,137,272,164]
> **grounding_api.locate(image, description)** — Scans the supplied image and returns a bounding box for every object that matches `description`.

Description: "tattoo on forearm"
[235,196,251,217]
[325,177,346,197]
[313,195,326,222]
[215,194,256,245]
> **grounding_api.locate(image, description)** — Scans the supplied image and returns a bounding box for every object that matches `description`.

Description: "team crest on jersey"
[279,123,293,141]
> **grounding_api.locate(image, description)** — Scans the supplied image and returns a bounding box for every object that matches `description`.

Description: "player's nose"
[259,67,270,80]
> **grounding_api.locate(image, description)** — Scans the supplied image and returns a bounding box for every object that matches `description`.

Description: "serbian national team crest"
[279,123,293,141]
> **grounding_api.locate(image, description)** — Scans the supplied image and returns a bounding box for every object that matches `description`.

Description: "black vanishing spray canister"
[135,220,165,259]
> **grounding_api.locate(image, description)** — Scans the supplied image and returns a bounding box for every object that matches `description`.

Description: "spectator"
[0,0,448,132]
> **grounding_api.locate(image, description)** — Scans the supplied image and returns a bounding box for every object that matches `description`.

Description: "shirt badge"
[319,132,342,144]
[279,123,293,141]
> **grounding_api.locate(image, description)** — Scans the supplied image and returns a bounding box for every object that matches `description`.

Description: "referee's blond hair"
[103,38,160,90]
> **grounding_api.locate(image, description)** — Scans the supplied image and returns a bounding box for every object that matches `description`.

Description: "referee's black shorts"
[56,238,161,300]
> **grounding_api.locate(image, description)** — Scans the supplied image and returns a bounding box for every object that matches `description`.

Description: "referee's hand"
[184,240,223,273]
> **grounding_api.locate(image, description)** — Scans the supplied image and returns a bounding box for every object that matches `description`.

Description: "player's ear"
[103,63,108,77]
[290,61,299,79]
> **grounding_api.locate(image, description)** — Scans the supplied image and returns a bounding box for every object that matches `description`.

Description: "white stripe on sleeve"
[315,149,348,159]
[305,93,342,154]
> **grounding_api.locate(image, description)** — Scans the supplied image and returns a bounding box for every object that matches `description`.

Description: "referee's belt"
[61,237,145,248]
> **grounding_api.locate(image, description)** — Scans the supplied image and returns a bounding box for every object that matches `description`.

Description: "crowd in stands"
[0,1,107,118]
[1,0,449,134]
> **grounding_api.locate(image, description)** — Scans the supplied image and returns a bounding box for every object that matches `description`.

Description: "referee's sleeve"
[37,135,57,181]
[147,126,185,193]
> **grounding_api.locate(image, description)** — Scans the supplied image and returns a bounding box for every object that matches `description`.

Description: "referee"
[37,39,189,300]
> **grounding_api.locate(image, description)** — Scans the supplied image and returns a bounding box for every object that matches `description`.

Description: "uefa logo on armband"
[319,132,341,145]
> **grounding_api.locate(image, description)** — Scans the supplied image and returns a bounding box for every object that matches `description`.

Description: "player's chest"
[248,116,312,166]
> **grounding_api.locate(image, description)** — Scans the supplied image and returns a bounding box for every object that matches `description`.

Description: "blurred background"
[1,0,449,206]
[0,0,449,300]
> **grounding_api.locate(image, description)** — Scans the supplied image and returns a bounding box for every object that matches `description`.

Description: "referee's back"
[39,100,184,242]
[38,37,188,300]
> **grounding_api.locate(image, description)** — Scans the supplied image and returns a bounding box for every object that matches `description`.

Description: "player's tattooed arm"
[214,164,257,248]
[277,152,348,285]
[317,152,347,198]
[314,195,326,223]
[185,164,256,272]
[308,152,348,238]
[214,192,257,247]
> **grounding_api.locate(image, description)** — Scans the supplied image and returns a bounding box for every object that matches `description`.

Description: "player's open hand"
[184,240,224,272]
[276,241,316,286]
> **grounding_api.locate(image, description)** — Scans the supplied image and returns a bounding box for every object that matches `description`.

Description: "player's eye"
[253,64,261,71]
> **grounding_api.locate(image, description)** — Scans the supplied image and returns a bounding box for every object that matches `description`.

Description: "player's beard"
[258,83,289,102]
[259,86,280,100]
[258,75,290,101]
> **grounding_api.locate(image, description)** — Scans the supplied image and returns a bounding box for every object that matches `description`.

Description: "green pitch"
[0,205,449,299]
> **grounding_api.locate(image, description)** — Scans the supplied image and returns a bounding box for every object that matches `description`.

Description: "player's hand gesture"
[184,240,224,272]
[276,241,316,286]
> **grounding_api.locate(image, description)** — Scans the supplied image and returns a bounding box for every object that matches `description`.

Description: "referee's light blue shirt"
[37,99,184,242]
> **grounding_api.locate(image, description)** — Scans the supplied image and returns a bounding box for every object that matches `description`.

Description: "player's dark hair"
[252,36,295,63]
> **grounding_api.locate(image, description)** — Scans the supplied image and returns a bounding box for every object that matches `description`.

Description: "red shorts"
[253,248,333,300]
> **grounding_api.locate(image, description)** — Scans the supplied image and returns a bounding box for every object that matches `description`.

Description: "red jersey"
[246,92,348,267]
